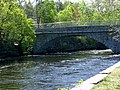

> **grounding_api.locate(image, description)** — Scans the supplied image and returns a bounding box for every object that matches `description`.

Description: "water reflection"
[0,50,120,90]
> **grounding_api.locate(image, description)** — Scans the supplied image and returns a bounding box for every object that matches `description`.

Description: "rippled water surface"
[0,50,120,90]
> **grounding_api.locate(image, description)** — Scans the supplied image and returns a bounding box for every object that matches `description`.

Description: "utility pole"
[36,0,38,27]
[36,0,40,28]
[36,0,42,28]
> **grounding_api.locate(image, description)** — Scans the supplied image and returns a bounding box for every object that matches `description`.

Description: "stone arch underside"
[33,32,120,54]
[83,32,120,53]
[33,34,65,54]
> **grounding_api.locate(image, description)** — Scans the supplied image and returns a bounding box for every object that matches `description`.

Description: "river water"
[0,49,120,90]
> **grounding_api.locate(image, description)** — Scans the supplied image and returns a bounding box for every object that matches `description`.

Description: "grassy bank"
[93,67,120,90]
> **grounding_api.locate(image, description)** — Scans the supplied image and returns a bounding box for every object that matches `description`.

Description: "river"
[0,49,120,90]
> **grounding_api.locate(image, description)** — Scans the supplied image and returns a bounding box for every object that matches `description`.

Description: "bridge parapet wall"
[36,26,113,34]
[34,20,120,30]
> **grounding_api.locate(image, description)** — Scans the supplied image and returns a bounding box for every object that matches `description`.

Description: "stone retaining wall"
[0,42,19,58]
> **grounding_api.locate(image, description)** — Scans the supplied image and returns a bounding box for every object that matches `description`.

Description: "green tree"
[91,0,120,21]
[0,0,35,55]
[56,0,64,12]
[63,0,70,9]
[78,0,93,21]
[57,5,73,21]
[38,0,57,23]
[71,2,80,21]
[23,0,34,18]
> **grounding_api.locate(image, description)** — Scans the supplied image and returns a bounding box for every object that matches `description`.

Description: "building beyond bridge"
[33,20,120,54]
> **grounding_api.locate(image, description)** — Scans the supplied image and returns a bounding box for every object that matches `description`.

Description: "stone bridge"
[33,20,120,54]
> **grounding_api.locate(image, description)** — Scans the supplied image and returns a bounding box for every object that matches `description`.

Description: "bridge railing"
[34,20,120,30]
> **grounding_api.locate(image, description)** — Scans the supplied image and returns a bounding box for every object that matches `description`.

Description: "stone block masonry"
[33,25,120,54]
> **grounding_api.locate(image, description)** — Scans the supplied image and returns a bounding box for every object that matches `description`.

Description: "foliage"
[71,2,80,21]
[78,0,93,21]
[33,0,120,26]
[57,5,73,21]
[57,2,80,21]
[56,0,64,12]
[38,0,57,23]
[75,80,83,86]
[23,0,34,18]
[57,79,83,90]
[0,0,35,54]
[34,0,120,23]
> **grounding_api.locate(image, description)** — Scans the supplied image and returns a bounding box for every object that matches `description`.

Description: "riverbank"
[71,59,120,90]
[93,66,120,90]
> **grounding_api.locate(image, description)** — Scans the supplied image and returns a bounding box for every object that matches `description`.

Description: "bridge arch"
[40,35,107,53]
[33,31,120,54]
[33,21,120,54]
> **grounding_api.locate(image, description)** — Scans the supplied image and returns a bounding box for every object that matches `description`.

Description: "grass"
[57,80,83,90]
[92,67,120,90]
[58,67,120,90]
